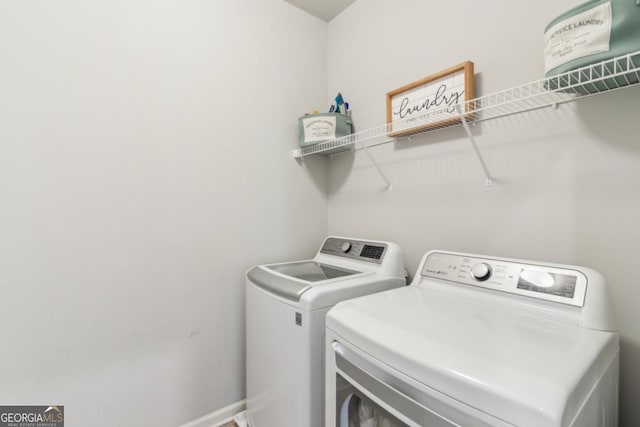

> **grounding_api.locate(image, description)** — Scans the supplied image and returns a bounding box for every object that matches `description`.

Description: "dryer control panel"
[320,238,387,264]
[421,252,588,307]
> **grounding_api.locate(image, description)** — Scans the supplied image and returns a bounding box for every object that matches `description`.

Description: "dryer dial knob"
[471,263,492,281]
[340,242,352,253]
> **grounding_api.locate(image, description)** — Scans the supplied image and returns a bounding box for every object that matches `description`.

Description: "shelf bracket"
[358,141,392,191]
[456,105,493,187]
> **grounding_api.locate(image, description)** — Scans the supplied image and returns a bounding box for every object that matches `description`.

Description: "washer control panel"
[421,252,587,307]
[320,238,387,264]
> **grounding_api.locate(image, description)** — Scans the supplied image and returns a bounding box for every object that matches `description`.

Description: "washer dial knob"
[340,242,352,253]
[471,262,492,281]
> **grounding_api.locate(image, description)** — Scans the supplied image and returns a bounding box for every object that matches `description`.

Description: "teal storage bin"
[298,113,353,149]
[544,0,640,92]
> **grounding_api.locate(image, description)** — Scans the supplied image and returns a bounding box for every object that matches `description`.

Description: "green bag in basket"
[298,113,353,149]
[544,0,640,92]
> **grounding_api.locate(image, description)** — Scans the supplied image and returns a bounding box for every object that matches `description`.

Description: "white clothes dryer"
[326,250,619,427]
[246,236,405,427]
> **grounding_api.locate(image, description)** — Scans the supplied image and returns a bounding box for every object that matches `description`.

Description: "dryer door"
[336,373,409,427]
[334,357,455,427]
[331,342,512,427]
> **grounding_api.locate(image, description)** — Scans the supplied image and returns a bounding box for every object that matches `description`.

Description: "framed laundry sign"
[386,61,475,137]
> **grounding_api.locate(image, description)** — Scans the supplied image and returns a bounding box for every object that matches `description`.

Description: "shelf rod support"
[358,141,392,191]
[457,105,493,187]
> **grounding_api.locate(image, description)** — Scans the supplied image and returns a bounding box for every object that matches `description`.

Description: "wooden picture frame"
[386,61,475,137]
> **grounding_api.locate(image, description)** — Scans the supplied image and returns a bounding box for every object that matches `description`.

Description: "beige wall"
[0,0,328,425]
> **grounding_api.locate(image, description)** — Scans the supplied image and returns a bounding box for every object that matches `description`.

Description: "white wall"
[0,0,328,425]
[328,0,640,425]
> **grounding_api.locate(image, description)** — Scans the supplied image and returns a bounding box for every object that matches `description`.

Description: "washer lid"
[326,285,619,427]
[247,261,361,302]
[267,261,360,282]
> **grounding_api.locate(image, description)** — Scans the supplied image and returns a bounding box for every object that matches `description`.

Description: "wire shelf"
[292,50,640,158]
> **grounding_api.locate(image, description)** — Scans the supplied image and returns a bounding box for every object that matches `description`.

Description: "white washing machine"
[246,236,406,427]
[326,250,619,427]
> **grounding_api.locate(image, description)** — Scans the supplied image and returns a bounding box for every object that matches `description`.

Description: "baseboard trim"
[179,400,246,427]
